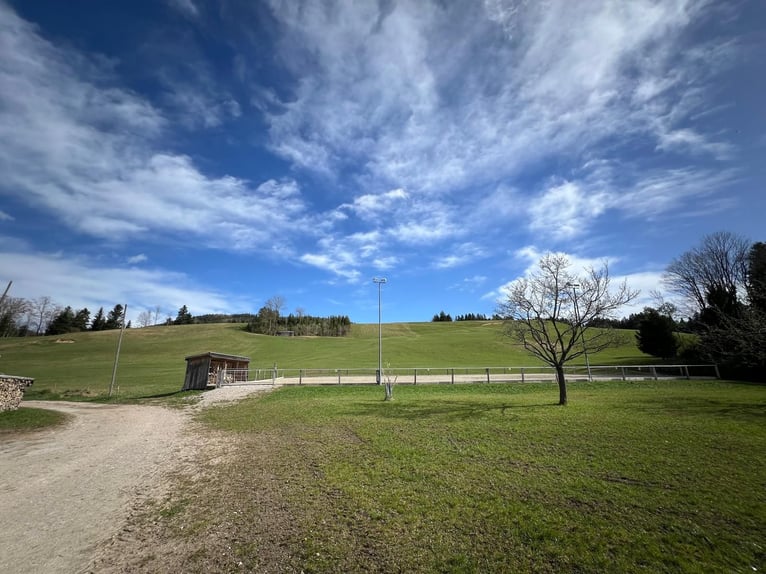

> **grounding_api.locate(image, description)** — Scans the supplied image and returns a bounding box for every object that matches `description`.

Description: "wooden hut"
[182,352,250,391]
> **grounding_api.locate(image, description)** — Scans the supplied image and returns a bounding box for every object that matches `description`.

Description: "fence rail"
[214,364,720,387]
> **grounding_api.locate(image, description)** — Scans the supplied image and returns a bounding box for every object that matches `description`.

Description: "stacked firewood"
[0,376,34,412]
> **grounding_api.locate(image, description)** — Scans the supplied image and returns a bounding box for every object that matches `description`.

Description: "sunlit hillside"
[0,321,650,400]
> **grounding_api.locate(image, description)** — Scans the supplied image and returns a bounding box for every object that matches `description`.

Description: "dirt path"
[0,386,271,574]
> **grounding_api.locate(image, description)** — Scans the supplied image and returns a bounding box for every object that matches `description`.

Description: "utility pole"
[373,278,387,384]
[566,283,592,381]
[108,304,127,398]
[0,280,11,309]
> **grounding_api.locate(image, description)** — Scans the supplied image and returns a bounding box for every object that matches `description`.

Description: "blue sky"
[0,0,764,324]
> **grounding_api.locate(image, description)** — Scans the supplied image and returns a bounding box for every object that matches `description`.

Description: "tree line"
[624,232,765,376]
[0,297,131,337]
[495,230,764,407]
[0,293,353,338]
[432,311,497,322]
[0,298,196,336]
[244,296,351,337]
[659,232,765,380]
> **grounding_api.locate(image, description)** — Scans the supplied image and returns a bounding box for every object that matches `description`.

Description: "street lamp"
[373,277,387,384]
[566,282,592,381]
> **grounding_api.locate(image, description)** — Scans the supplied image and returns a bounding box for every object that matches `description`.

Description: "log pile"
[0,375,34,412]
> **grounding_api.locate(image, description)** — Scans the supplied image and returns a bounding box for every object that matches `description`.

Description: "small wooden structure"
[182,352,250,391]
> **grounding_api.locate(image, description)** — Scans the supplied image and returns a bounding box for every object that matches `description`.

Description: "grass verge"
[105,380,765,573]
[0,407,71,433]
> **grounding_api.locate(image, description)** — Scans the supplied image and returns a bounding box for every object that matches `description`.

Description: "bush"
[636,309,679,359]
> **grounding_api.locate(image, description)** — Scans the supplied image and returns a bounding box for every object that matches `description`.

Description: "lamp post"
[373,277,387,384]
[566,283,592,381]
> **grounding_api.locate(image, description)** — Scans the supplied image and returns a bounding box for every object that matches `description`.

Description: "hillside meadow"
[106,380,765,573]
[0,321,653,400]
[2,322,763,572]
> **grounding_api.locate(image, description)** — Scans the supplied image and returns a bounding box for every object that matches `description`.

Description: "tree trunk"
[555,365,567,405]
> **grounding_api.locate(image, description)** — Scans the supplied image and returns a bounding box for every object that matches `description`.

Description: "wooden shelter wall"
[182,357,211,391]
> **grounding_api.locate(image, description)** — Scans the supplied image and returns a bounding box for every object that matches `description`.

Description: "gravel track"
[0,385,273,574]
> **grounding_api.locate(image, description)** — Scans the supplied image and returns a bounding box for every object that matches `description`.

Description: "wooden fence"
[213,364,720,387]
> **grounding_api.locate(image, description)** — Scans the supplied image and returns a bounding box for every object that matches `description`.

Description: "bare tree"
[264,295,285,335]
[497,253,638,405]
[0,296,28,337]
[663,231,749,315]
[649,290,678,321]
[265,295,285,316]
[136,310,153,328]
[153,305,162,326]
[382,361,396,401]
[30,296,57,335]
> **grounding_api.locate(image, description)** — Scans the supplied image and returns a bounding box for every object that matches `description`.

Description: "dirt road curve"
[0,401,188,574]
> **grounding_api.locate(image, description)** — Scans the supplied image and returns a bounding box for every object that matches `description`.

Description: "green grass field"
[0,321,654,401]
[0,407,70,432]
[133,380,766,573]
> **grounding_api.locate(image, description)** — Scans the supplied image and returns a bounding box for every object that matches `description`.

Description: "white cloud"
[164,89,242,129]
[512,246,613,278]
[484,245,612,302]
[299,252,361,284]
[620,167,738,219]
[371,256,399,270]
[434,243,486,269]
[0,0,747,292]
[0,250,250,321]
[0,210,13,221]
[451,275,488,293]
[527,181,610,241]
[342,188,409,220]
[0,6,317,254]
[261,0,727,201]
[610,270,667,317]
[655,128,733,159]
[166,0,199,19]
[127,254,148,265]
[486,245,658,320]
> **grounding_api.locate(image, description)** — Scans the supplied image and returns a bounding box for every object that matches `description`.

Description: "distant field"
[136,380,766,572]
[0,321,654,400]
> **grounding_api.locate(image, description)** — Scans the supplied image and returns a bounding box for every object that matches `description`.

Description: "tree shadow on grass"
[139,390,195,399]
[630,396,766,422]
[344,399,558,422]
[25,388,201,404]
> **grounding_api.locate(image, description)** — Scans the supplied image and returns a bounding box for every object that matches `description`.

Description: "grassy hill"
[0,321,653,401]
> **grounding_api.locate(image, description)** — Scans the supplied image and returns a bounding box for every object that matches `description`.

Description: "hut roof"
[184,352,250,362]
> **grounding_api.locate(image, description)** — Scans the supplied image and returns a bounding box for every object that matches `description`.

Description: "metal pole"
[378,281,382,384]
[108,304,127,398]
[0,280,12,309]
[567,284,592,381]
[373,278,387,384]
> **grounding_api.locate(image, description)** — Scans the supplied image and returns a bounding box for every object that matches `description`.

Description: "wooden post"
[451,368,454,384]
[0,280,11,309]
[683,365,690,380]
[414,368,417,385]
[714,364,720,379]
[299,369,303,385]
[521,368,525,383]
[486,367,490,383]
[621,366,626,381]
[651,366,658,380]
[108,304,127,398]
